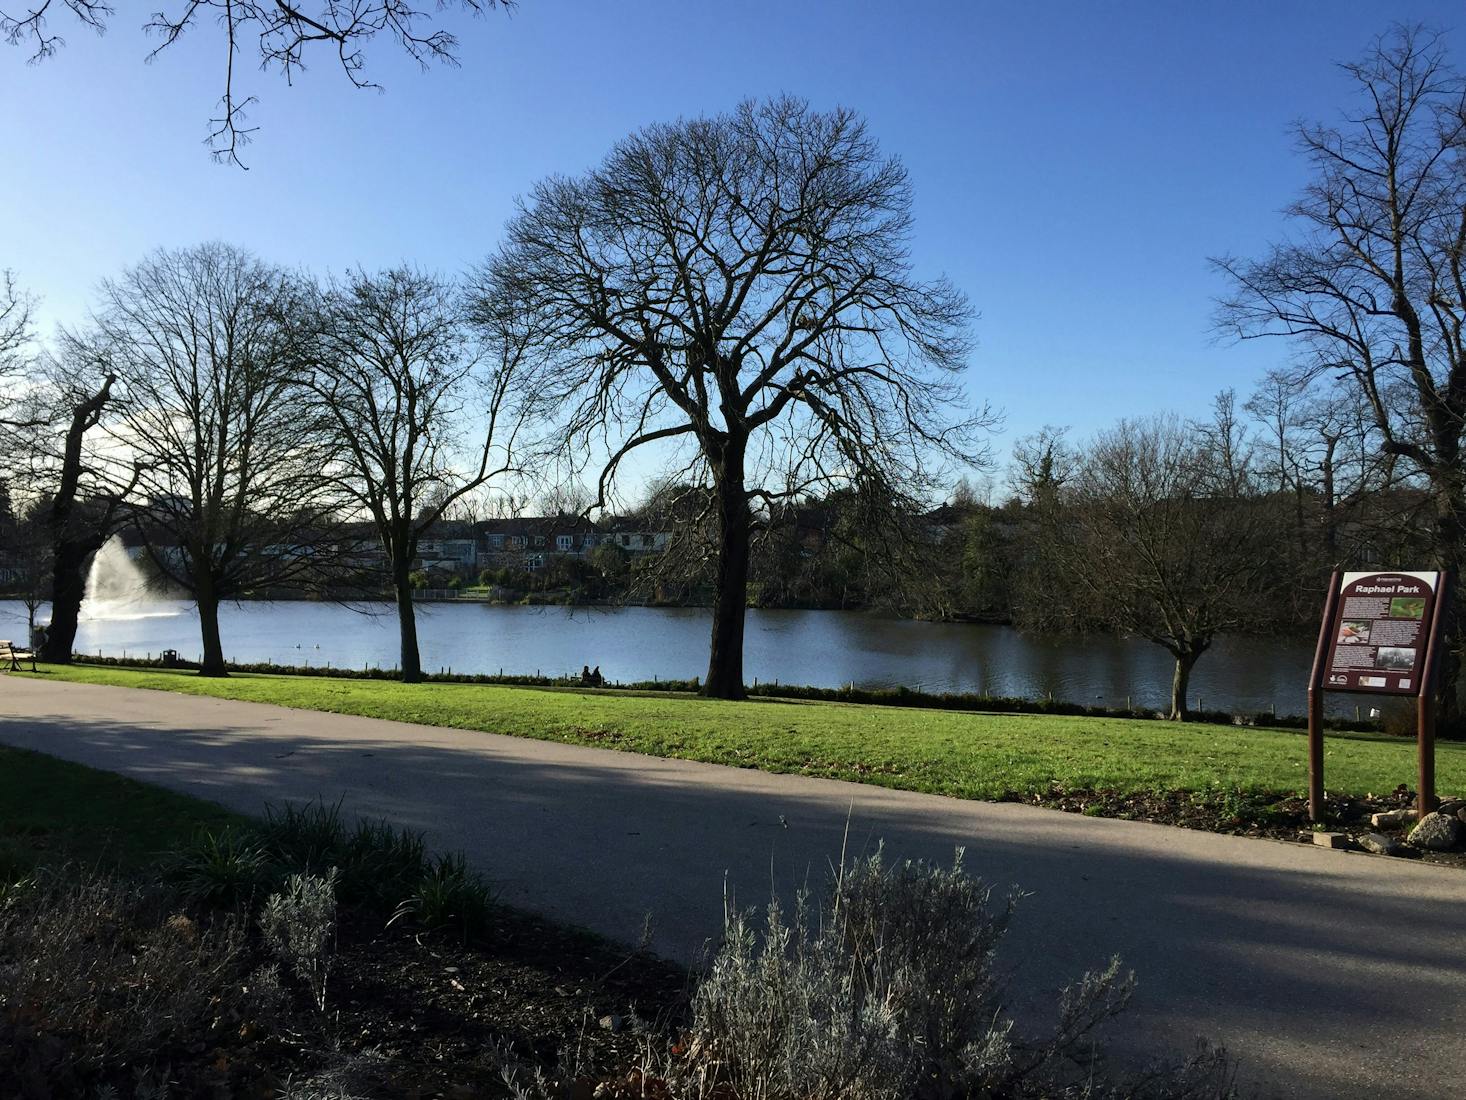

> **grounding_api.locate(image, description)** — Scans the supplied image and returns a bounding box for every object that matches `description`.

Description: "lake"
[0,598,1355,718]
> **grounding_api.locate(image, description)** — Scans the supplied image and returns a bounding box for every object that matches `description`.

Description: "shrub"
[260,869,338,1011]
[661,847,1237,1100]
[277,1050,390,1100]
[256,800,429,913]
[337,817,428,910]
[389,852,494,942]
[164,826,272,907]
[0,869,254,1094]
[682,848,1021,1099]
[0,838,36,903]
[260,799,349,873]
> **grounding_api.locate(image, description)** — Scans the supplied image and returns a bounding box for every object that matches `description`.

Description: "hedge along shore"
[64,651,1387,733]
[15,663,1465,807]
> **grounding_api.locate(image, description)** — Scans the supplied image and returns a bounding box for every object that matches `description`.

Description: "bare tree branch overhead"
[0,0,512,166]
[472,95,990,698]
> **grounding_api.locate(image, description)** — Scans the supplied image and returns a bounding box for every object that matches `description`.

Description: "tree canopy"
[474,95,986,696]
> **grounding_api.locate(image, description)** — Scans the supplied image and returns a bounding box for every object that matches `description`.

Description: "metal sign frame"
[1307,570,1451,822]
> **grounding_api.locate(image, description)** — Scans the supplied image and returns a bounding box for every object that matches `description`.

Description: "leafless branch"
[4,0,509,166]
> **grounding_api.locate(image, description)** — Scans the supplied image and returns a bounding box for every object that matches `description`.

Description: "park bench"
[0,640,37,672]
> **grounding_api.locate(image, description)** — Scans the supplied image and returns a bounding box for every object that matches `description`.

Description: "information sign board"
[1308,569,1450,823]
[1322,571,1440,695]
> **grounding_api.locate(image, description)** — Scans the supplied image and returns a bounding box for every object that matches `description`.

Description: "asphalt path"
[2,675,1464,1098]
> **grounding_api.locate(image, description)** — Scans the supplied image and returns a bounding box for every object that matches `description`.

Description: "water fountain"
[81,536,175,620]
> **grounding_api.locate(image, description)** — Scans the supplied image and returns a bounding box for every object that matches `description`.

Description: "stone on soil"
[1358,832,1405,856]
[1312,831,1348,849]
[1407,812,1463,852]
[1369,808,1417,830]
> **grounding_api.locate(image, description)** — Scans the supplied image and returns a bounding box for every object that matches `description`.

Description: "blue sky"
[4,1,1463,477]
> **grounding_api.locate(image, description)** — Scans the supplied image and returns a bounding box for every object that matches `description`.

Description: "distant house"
[462,514,670,576]
[599,519,670,554]
[417,537,476,570]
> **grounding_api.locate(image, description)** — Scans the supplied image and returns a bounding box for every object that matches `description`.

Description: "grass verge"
[16,662,1466,801]
[0,743,247,874]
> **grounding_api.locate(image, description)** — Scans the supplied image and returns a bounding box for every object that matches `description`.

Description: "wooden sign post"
[1307,570,1450,823]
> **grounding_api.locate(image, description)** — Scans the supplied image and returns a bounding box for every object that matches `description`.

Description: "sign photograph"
[1322,571,1440,695]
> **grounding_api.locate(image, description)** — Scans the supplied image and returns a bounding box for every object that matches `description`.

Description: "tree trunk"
[41,539,93,662]
[1319,436,1338,564]
[41,376,117,664]
[394,559,423,683]
[197,582,227,677]
[1430,464,1464,732]
[1168,648,1201,722]
[704,441,750,700]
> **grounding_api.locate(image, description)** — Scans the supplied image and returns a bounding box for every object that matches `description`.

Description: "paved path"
[3,676,1464,1098]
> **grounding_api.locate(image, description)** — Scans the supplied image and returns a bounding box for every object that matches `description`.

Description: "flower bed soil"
[1002,783,1466,868]
[72,904,690,1099]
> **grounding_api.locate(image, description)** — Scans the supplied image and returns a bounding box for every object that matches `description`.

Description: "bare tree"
[0,275,144,661]
[93,243,340,675]
[0,270,30,361]
[1245,372,1402,582]
[0,270,40,434]
[2,0,510,165]
[536,479,593,519]
[473,96,986,698]
[1009,425,1075,506]
[28,353,143,661]
[1024,415,1274,722]
[301,266,527,682]
[9,500,50,646]
[1216,24,1466,713]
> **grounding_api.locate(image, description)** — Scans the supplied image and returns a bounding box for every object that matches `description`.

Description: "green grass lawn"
[0,743,247,875]
[17,663,1466,801]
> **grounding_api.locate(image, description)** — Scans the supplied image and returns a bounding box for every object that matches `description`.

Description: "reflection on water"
[0,598,1337,716]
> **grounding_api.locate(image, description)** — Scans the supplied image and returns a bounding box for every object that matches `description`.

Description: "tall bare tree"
[2,0,510,165]
[0,275,144,661]
[93,243,340,675]
[1244,372,1406,610]
[474,96,985,698]
[0,270,38,434]
[29,353,143,661]
[0,270,29,353]
[9,499,50,646]
[1022,415,1274,721]
[301,266,527,682]
[1216,25,1466,714]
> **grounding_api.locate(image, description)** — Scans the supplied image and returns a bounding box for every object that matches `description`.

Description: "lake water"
[0,598,1353,717]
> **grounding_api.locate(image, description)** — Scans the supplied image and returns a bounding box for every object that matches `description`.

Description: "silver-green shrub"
[0,869,250,1094]
[676,847,1235,1100]
[260,868,338,1011]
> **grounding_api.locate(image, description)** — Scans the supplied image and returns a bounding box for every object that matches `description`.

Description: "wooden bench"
[0,640,37,672]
